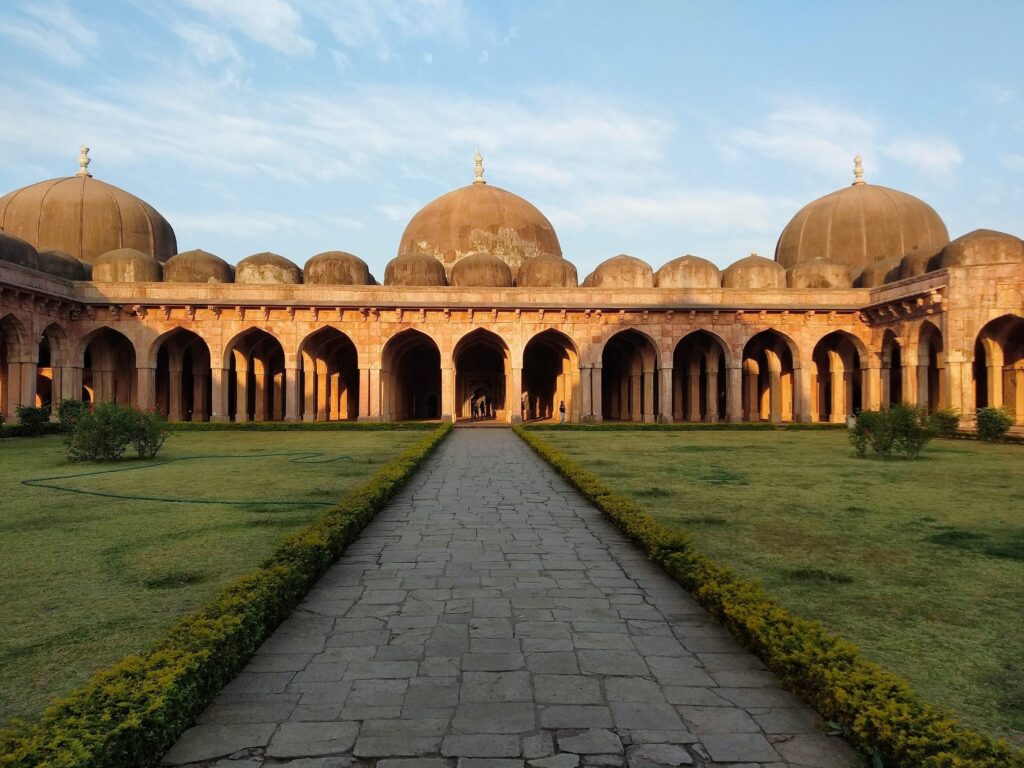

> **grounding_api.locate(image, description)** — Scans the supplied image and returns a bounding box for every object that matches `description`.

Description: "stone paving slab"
[163,430,860,768]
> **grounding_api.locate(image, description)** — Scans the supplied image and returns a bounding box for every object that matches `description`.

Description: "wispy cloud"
[0,1,98,67]
[1002,153,1024,173]
[181,0,314,55]
[882,136,963,176]
[172,22,244,70]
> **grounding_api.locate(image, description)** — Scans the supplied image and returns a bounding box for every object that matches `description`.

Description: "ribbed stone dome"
[517,254,578,288]
[855,255,902,288]
[591,254,654,288]
[397,153,562,279]
[449,252,513,288]
[786,259,852,289]
[38,249,89,280]
[722,254,786,289]
[235,252,302,284]
[384,252,448,286]
[775,158,948,274]
[655,255,720,289]
[938,229,1024,268]
[92,248,162,282]
[0,232,39,270]
[164,249,234,283]
[0,150,176,265]
[303,251,372,285]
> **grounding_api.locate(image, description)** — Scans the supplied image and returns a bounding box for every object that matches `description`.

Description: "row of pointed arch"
[1,316,1022,426]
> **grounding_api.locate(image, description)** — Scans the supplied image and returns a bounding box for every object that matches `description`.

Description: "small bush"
[976,406,1013,442]
[65,401,137,461]
[849,405,934,460]
[57,398,90,433]
[929,407,961,438]
[14,405,50,436]
[131,409,169,459]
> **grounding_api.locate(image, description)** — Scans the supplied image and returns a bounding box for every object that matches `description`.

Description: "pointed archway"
[974,314,1024,424]
[225,329,287,422]
[917,322,945,411]
[601,329,659,422]
[81,328,138,407]
[811,331,864,423]
[881,330,903,407]
[154,329,213,421]
[453,329,509,422]
[299,328,359,421]
[672,330,727,422]
[741,330,797,422]
[522,330,579,422]
[381,329,441,421]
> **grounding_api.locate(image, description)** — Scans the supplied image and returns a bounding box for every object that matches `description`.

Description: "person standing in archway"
[559,400,566,424]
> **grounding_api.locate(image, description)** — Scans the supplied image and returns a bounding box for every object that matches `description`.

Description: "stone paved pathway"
[163,430,859,768]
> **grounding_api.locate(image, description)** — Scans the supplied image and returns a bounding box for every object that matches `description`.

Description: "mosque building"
[0,147,1022,427]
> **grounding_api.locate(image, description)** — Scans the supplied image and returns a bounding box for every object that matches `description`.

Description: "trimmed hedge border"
[0,422,453,768]
[526,421,845,432]
[0,423,62,439]
[513,426,1024,768]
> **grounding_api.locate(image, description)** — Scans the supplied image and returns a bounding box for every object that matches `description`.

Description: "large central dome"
[397,152,562,278]
[775,156,948,277]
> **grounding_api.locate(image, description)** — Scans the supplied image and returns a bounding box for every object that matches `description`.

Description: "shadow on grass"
[927,528,1024,563]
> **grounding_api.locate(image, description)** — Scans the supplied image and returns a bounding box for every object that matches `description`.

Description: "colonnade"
[2,313,1022,427]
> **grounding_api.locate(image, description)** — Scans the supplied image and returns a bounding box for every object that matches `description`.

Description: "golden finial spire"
[852,154,865,186]
[473,147,485,185]
[75,145,92,178]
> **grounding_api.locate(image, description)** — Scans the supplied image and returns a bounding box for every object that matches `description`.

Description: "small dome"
[855,256,902,288]
[0,151,176,265]
[37,249,88,280]
[304,251,372,285]
[786,259,852,289]
[450,251,513,287]
[580,271,595,287]
[92,248,162,282]
[939,229,1024,268]
[384,252,448,286]
[775,158,948,274]
[899,247,943,280]
[0,232,39,270]
[235,252,302,284]
[655,255,720,289]
[591,254,654,288]
[164,249,233,283]
[722,254,786,289]
[516,254,578,288]
[397,152,562,278]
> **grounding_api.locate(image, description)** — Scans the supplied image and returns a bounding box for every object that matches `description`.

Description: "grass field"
[532,428,1024,746]
[0,429,424,725]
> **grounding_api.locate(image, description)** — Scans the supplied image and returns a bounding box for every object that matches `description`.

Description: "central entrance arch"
[601,330,659,422]
[225,328,286,422]
[299,328,358,421]
[454,329,509,422]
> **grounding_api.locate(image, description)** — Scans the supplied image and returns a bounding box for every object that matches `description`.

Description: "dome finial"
[76,145,92,178]
[852,154,865,186]
[473,146,486,185]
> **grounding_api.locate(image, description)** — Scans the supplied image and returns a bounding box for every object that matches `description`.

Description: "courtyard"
[530,427,1024,746]
[0,429,426,724]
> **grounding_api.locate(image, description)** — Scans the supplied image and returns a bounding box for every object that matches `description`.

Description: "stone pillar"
[210,366,228,422]
[672,371,683,420]
[579,365,592,422]
[136,366,156,413]
[302,364,315,421]
[591,365,603,422]
[235,365,250,423]
[441,366,454,421]
[744,371,758,421]
[358,368,370,421]
[686,367,700,422]
[168,366,183,421]
[769,369,782,423]
[253,368,267,422]
[19,360,38,412]
[316,363,329,422]
[329,372,341,420]
[284,367,299,422]
[726,363,742,422]
[1014,368,1024,424]
[369,367,381,421]
[705,365,719,423]
[273,372,284,420]
[987,363,1003,409]
[629,374,640,421]
[658,366,673,423]
[509,367,523,424]
[193,371,209,421]
[642,370,655,423]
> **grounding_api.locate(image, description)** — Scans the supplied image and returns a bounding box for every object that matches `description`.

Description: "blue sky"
[1,1,1022,276]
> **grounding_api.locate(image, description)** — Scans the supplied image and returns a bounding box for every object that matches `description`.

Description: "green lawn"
[0,429,424,725]
[533,428,1024,746]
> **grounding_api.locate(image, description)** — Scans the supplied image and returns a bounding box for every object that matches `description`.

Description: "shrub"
[976,406,1013,442]
[57,398,90,433]
[14,405,50,436]
[130,410,169,459]
[65,401,137,461]
[890,403,936,459]
[849,405,934,460]
[513,426,1024,768]
[929,407,961,438]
